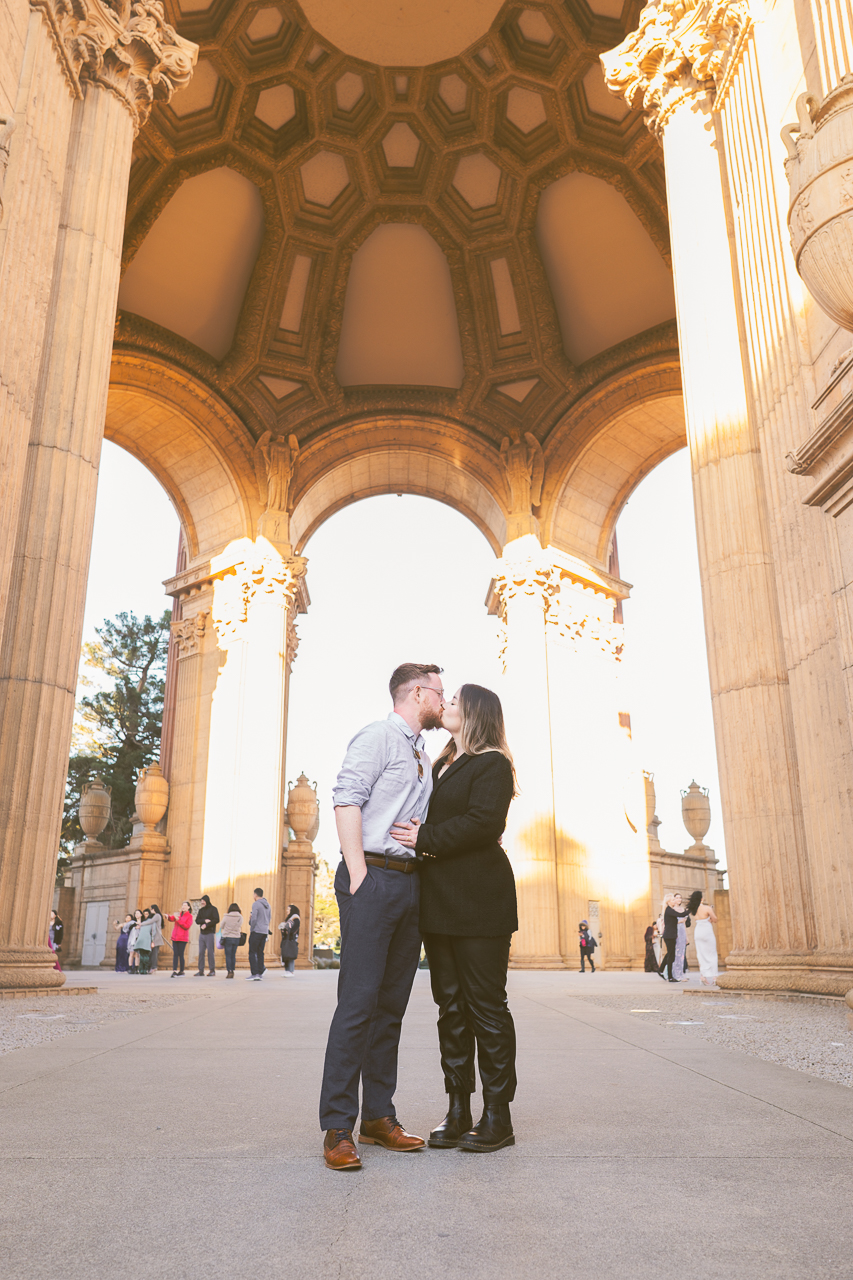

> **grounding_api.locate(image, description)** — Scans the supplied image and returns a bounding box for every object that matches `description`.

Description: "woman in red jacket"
[167,902,193,977]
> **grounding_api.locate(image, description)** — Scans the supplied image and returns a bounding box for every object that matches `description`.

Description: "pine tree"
[61,610,171,857]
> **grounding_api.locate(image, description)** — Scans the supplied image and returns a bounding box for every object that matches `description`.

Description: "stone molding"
[786,352,853,515]
[30,0,197,132]
[601,0,752,135]
[211,551,307,644]
[0,116,15,221]
[170,610,207,658]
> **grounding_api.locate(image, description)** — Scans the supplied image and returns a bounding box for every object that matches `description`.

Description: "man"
[195,894,220,977]
[320,662,445,1171]
[247,887,271,981]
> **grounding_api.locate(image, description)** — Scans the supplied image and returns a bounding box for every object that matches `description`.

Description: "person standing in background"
[149,904,165,972]
[657,894,690,982]
[135,909,154,974]
[688,890,719,986]
[114,915,133,973]
[247,888,271,980]
[220,903,243,978]
[279,905,301,976]
[644,923,658,972]
[128,909,143,974]
[48,911,63,971]
[672,892,689,980]
[167,902,193,977]
[195,894,220,977]
[578,921,596,973]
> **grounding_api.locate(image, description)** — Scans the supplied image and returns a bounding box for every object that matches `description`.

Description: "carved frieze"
[31,0,197,132]
[601,0,752,135]
[170,610,207,658]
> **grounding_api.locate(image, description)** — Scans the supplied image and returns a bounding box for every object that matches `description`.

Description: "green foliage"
[61,611,171,856]
[313,858,341,949]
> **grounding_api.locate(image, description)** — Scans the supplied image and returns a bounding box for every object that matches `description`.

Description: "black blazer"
[415,752,518,937]
[662,905,689,940]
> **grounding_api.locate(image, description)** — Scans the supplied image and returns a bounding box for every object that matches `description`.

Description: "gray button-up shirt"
[332,712,433,858]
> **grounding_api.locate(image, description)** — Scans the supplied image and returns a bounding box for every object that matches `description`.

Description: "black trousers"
[248,931,267,975]
[580,946,595,972]
[659,937,676,979]
[172,940,186,973]
[422,932,516,1105]
[319,861,421,1132]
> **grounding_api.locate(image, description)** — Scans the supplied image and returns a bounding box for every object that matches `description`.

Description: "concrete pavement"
[1,969,851,1280]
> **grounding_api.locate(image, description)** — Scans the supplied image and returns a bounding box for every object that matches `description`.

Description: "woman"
[48,911,63,971]
[279,905,300,976]
[643,922,658,972]
[149,904,165,972]
[392,683,518,1154]
[578,921,596,973]
[167,902,193,977]
[135,909,154,975]
[672,892,690,980]
[127,909,143,974]
[688,889,719,986]
[657,894,690,982]
[114,914,133,973]
[220,903,243,978]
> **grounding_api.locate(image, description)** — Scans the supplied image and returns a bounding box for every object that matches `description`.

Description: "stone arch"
[289,416,508,554]
[106,353,258,560]
[545,387,686,567]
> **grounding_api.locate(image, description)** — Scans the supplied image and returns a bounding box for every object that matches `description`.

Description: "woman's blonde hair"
[435,683,518,795]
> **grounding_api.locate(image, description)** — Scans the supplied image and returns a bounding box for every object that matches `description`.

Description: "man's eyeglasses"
[417,685,444,700]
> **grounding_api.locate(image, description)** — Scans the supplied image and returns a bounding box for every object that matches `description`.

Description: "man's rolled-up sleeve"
[332,725,387,809]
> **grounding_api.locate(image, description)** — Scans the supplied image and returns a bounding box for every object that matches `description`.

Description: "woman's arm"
[415,757,513,859]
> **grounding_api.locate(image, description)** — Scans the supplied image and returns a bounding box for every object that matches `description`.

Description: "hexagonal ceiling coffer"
[438,73,468,114]
[452,153,502,209]
[171,58,219,118]
[516,9,555,44]
[581,64,629,121]
[382,122,421,167]
[245,6,284,40]
[300,150,350,206]
[335,72,364,112]
[255,83,296,131]
[506,86,547,133]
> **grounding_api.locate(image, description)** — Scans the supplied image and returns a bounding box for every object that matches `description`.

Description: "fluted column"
[603,2,815,983]
[0,3,196,991]
[201,539,307,938]
[492,535,563,966]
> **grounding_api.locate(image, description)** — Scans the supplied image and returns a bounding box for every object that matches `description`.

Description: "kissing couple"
[319,662,519,1170]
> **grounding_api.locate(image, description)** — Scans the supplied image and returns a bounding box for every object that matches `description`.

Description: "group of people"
[112,895,300,978]
[320,662,520,1172]
[644,890,719,985]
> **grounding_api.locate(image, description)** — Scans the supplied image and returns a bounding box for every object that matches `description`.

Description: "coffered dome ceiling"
[116,0,677,524]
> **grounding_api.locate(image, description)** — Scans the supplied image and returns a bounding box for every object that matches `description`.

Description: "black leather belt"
[364,853,418,874]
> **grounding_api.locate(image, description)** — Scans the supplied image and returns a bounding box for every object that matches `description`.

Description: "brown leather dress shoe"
[358,1116,425,1151]
[324,1129,363,1171]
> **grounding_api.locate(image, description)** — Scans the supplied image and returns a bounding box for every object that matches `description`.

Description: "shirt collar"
[388,711,421,745]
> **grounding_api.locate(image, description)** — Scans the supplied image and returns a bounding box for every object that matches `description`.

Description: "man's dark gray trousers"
[319,860,421,1132]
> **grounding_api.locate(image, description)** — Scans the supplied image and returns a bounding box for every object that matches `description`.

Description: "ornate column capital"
[170,610,207,659]
[31,0,197,132]
[545,580,624,663]
[601,0,752,136]
[491,547,557,616]
[211,550,307,646]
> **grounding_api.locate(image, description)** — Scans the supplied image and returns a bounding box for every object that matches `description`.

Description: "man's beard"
[419,705,444,732]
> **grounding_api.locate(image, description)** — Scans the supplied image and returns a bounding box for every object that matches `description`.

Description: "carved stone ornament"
[285,614,300,671]
[601,0,752,135]
[212,553,307,644]
[782,75,853,331]
[491,549,557,615]
[170,611,207,658]
[0,116,15,222]
[254,431,300,513]
[545,582,624,662]
[31,0,197,132]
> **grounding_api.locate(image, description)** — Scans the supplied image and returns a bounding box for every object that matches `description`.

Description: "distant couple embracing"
[319,662,519,1171]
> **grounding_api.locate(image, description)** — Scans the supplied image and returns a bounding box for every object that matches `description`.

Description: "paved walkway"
[2,970,852,1280]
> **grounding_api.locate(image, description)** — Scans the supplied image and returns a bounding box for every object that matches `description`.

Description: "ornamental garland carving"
[170,611,207,659]
[31,0,197,132]
[601,0,752,135]
[211,554,307,644]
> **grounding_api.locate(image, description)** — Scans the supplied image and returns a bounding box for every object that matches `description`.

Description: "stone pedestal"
[280,839,317,970]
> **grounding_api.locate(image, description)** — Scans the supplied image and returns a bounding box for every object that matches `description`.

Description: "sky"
[82,439,725,868]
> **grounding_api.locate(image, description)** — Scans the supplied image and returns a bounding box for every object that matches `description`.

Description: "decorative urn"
[681,781,711,849]
[135,761,169,830]
[784,75,853,330]
[79,776,111,843]
[286,773,319,842]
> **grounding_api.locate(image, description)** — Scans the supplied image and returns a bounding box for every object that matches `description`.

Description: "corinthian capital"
[32,0,197,132]
[211,551,307,645]
[601,0,751,135]
[491,543,557,615]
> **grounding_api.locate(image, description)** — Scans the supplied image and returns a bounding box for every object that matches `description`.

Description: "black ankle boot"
[457,1103,514,1152]
[428,1093,473,1148]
